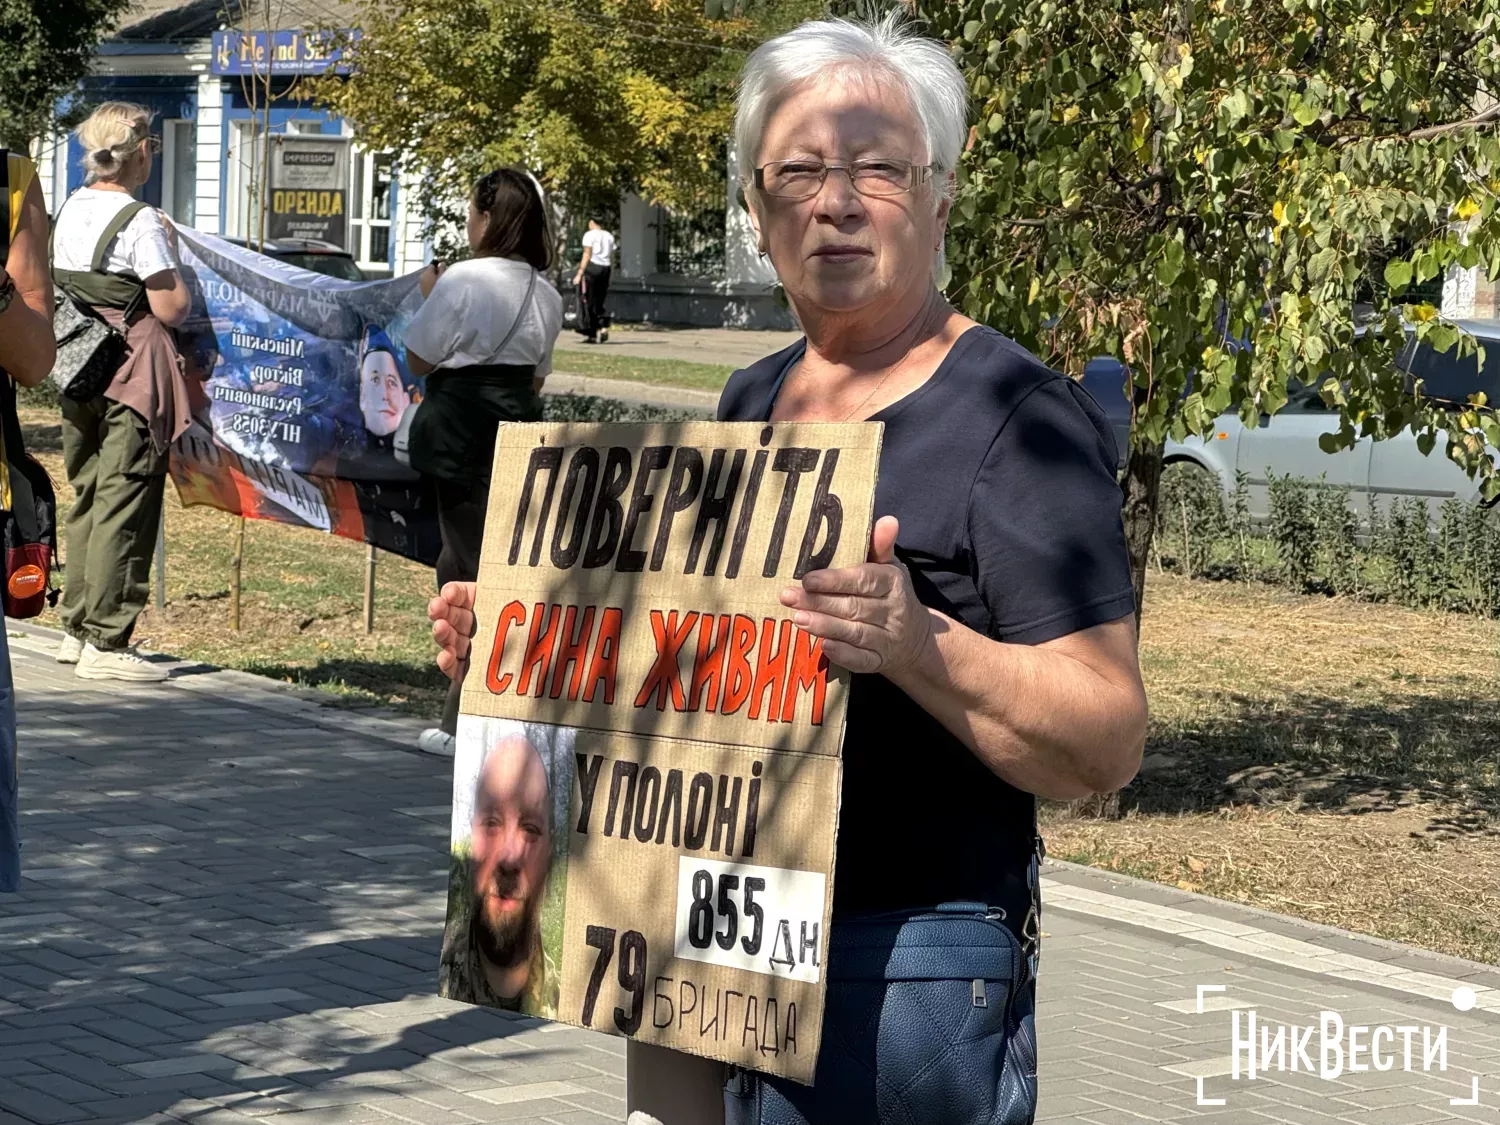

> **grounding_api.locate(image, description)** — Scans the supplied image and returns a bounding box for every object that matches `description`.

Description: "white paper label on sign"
[673,856,827,984]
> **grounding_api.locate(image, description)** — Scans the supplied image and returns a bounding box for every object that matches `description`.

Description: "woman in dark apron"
[51,102,195,683]
[402,167,563,757]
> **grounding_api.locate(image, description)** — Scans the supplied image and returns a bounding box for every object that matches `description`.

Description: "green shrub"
[1155,462,1226,578]
[1228,470,1253,576]
[1312,482,1360,596]
[1268,473,1317,591]
[541,392,705,424]
[17,380,60,409]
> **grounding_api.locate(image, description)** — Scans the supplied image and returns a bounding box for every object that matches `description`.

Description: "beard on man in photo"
[440,731,563,1017]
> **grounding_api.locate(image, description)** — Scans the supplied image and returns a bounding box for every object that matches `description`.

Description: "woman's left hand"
[778,516,933,676]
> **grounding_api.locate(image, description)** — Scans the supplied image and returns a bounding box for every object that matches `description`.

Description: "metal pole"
[230,516,245,631]
[363,544,376,634]
[154,507,165,611]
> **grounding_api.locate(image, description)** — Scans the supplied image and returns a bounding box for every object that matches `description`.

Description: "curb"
[1043,856,1500,989]
[545,372,718,414]
[7,618,432,754]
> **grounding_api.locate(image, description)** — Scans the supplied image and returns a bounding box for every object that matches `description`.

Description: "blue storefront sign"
[210,29,358,75]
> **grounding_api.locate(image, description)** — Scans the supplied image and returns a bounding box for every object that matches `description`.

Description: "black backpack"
[0,149,59,618]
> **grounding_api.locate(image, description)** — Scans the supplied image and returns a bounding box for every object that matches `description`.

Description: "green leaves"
[1220,88,1251,127]
[0,0,133,147]
[1156,238,1186,286]
[1384,258,1413,293]
[323,0,813,237]
[924,0,1500,522]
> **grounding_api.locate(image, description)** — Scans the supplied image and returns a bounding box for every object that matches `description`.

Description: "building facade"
[36,0,791,327]
[609,145,793,329]
[33,0,424,279]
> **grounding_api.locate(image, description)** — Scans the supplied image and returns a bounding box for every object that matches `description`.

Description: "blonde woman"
[52,102,194,683]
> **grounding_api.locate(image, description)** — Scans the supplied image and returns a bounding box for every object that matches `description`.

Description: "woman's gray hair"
[734,13,968,195]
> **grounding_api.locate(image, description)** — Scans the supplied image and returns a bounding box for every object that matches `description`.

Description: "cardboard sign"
[443,421,881,1082]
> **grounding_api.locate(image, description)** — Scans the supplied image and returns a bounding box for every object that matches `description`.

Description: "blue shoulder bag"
[723,843,1043,1125]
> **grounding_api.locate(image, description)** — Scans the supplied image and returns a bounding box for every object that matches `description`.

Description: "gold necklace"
[801,297,947,422]
[838,366,898,422]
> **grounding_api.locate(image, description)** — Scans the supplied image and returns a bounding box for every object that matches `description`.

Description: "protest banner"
[170,229,441,565]
[443,421,882,1082]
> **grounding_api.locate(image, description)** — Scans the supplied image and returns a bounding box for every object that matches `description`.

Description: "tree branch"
[1387,102,1500,142]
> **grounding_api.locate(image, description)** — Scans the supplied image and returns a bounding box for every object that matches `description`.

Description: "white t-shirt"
[403,256,562,375]
[581,228,615,268]
[53,187,177,280]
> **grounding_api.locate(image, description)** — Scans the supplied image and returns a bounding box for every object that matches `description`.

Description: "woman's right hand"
[428,581,477,682]
[419,260,445,299]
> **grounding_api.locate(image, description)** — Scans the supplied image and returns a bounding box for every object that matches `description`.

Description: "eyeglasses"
[144,135,162,154]
[754,158,933,200]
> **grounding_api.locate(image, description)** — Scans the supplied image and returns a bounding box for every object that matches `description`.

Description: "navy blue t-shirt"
[718,324,1134,932]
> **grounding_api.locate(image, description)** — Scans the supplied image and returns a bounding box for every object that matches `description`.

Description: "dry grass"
[24,400,1500,961]
[1046,573,1500,965]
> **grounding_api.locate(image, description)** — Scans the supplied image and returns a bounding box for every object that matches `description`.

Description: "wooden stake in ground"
[230,516,245,631]
[154,509,166,611]
[364,544,376,634]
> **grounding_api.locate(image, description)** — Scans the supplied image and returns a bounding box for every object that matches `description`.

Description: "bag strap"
[0,150,12,512]
[91,199,149,272]
[495,267,539,356]
[0,148,10,265]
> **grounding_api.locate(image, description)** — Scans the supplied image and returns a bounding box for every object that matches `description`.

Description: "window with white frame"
[160,119,196,226]
[224,119,262,241]
[350,149,394,274]
[225,119,340,243]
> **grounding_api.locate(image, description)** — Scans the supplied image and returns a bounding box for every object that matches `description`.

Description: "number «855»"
[687,870,767,956]
[675,859,826,982]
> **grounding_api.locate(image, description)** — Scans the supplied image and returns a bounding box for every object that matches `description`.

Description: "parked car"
[220,236,365,282]
[1158,319,1500,526]
[1079,357,1132,471]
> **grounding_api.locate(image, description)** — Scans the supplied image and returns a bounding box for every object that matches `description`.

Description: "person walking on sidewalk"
[427,15,1148,1125]
[0,147,58,892]
[403,167,561,758]
[572,216,614,344]
[52,102,193,684]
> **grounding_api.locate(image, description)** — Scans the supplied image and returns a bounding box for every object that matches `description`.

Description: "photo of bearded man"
[440,722,572,1017]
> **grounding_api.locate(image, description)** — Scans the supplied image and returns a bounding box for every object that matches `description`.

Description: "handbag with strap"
[48,196,149,402]
[394,265,539,471]
[0,150,59,619]
[723,843,1044,1125]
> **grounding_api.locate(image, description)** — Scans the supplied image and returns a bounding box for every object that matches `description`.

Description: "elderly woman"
[428,15,1146,1124]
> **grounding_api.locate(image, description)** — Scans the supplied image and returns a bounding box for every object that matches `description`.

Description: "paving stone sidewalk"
[3,621,1499,1125]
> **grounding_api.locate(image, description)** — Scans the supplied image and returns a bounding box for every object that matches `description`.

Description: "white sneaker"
[74,643,169,683]
[56,634,84,664]
[417,728,455,757]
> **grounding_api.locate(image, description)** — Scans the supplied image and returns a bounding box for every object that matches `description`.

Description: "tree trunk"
[1122,437,1165,635]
